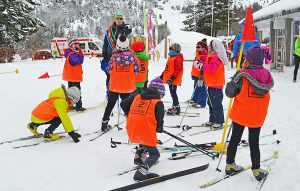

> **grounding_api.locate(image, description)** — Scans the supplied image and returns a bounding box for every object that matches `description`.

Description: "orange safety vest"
[203,54,225,87]
[191,53,206,77]
[62,52,83,82]
[109,59,136,93]
[126,95,160,147]
[134,55,148,83]
[32,97,70,121]
[162,56,183,86]
[229,77,270,127]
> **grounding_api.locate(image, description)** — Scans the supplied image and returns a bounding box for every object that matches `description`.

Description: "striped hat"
[67,36,79,47]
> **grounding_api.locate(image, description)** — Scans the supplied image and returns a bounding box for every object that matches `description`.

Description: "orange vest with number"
[191,53,206,77]
[126,95,160,147]
[203,54,225,87]
[32,97,70,121]
[229,77,270,127]
[134,55,148,83]
[62,52,83,82]
[162,56,183,86]
[109,60,136,93]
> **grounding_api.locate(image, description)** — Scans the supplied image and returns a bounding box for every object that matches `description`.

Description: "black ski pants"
[294,54,300,81]
[226,122,261,170]
[30,117,62,133]
[139,145,160,168]
[102,91,130,121]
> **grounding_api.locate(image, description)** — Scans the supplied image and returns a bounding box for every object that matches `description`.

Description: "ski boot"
[43,130,61,141]
[252,168,268,181]
[225,163,244,175]
[27,123,39,136]
[133,164,159,181]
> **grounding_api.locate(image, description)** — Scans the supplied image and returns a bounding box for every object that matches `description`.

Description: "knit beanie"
[244,45,265,67]
[116,34,129,51]
[67,36,78,47]
[130,41,145,52]
[67,86,81,102]
[114,12,124,20]
[148,78,165,97]
[197,38,208,50]
[170,43,181,52]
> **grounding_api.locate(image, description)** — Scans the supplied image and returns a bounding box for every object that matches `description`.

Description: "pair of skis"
[199,150,279,189]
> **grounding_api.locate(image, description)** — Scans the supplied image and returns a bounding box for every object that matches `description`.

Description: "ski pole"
[0,68,19,75]
[174,142,217,149]
[215,123,233,172]
[162,125,192,144]
[116,97,122,131]
[110,138,137,148]
[163,130,217,159]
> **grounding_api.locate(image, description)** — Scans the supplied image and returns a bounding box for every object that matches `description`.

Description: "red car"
[33,50,52,60]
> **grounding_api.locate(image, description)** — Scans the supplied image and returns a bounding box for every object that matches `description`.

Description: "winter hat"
[67,36,78,47]
[210,40,228,64]
[67,86,81,103]
[114,12,124,20]
[170,43,181,52]
[116,34,130,51]
[148,78,165,97]
[197,38,208,50]
[130,41,145,52]
[244,45,265,67]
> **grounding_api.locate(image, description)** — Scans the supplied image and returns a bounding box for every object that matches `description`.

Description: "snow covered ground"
[1,4,300,191]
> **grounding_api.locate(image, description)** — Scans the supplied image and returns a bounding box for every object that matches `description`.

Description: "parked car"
[33,49,52,60]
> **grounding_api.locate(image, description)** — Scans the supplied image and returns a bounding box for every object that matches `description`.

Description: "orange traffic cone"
[38,72,49,79]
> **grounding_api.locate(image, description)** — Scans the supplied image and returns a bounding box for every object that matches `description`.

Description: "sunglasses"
[116,18,123,20]
[196,46,202,48]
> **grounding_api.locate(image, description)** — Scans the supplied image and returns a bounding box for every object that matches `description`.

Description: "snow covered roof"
[253,0,300,22]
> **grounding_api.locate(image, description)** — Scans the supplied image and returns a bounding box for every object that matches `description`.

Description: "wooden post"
[270,21,276,69]
[285,18,292,66]
[164,21,168,59]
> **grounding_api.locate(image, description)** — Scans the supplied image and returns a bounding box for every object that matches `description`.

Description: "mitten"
[197,79,204,87]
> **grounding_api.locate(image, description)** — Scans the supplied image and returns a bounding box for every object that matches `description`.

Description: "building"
[253,0,300,70]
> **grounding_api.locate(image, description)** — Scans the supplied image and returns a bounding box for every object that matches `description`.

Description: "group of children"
[25,18,274,181]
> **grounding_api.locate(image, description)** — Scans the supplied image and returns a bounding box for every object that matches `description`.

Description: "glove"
[68,131,81,143]
[75,46,83,56]
[167,76,175,86]
[125,24,131,30]
[197,79,204,87]
[193,60,203,70]
[101,59,108,72]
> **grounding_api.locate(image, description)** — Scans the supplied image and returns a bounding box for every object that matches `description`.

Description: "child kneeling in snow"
[225,45,274,181]
[121,78,165,181]
[27,85,81,143]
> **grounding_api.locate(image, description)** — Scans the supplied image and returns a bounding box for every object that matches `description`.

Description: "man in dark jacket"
[121,78,165,181]
[101,12,132,97]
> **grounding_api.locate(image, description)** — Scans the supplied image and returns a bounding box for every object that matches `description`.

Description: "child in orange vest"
[161,43,184,115]
[121,78,165,181]
[27,85,82,143]
[62,36,86,112]
[225,45,274,181]
[130,41,149,92]
[101,34,139,131]
[190,39,208,108]
[194,40,228,129]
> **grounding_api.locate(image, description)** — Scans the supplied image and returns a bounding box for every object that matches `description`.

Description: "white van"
[51,37,103,57]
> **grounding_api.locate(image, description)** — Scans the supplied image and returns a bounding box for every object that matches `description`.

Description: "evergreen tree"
[0,0,44,47]
[183,0,234,36]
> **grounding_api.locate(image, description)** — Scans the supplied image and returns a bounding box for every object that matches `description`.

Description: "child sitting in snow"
[27,85,81,143]
[121,78,165,181]
[225,45,274,181]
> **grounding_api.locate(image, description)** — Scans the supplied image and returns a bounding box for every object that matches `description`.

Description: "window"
[79,43,85,50]
[88,42,99,50]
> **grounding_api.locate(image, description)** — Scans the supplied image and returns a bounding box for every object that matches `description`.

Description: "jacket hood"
[134,52,149,61]
[235,68,274,96]
[113,50,136,66]
[48,85,67,100]
[141,87,161,100]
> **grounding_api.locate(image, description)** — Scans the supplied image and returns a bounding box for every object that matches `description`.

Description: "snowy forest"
[0,0,278,62]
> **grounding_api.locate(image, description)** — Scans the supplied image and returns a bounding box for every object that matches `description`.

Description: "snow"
[1,3,300,191]
[253,0,300,21]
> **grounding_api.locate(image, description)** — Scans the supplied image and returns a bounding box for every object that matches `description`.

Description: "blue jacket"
[232,32,261,58]
[64,49,84,66]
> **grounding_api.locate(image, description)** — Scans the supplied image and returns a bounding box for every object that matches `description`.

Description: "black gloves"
[68,131,81,143]
[167,76,175,86]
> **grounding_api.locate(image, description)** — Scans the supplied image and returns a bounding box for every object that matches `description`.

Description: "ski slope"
[1,6,300,191]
